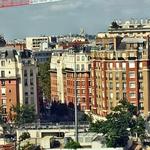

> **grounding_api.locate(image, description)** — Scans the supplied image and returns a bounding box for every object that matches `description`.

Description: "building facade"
[6,40,26,51]
[91,36,150,116]
[50,50,91,111]
[0,48,38,120]
[26,36,50,50]
[108,19,150,38]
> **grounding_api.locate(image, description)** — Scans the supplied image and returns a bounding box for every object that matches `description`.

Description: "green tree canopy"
[19,132,30,142]
[64,140,81,149]
[111,21,120,29]
[38,60,50,100]
[90,100,146,148]
[13,104,36,125]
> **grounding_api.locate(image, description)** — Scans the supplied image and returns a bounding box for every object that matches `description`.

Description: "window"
[24,79,28,86]
[25,92,28,96]
[81,64,85,71]
[129,82,136,88]
[109,63,113,69]
[1,71,5,77]
[76,81,80,86]
[82,97,85,102]
[129,72,135,78]
[140,102,144,110]
[2,99,6,105]
[139,62,142,68]
[24,70,27,76]
[122,73,126,80]
[129,62,135,68]
[81,56,85,61]
[1,61,5,66]
[139,82,143,89]
[77,56,80,61]
[123,92,126,98]
[109,82,113,90]
[122,82,126,90]
[1,88,6,95]
[9,89,11,93]
[116,82,119,90]
[116,72,119,80]
[116,63,119,69]
[25,97,28,104]
[116,92,119,100]
[129,92,136,98]
[1,80,5,86]
[30,78,34,85]
[102,92,105,98]
[2,107,6,114]
[82,89,85,94]
[30,69,33,76]
[122,63,126,70]
[109,73,113,80]
[110,92,113,99]
[76,64,80,71]
[82,81,85,86]
[138,72,143,79]
[139,92,143,99]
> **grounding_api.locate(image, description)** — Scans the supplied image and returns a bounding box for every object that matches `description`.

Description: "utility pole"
[74,50,78,142]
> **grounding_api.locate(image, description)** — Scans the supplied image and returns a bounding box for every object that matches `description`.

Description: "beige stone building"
[50,50,92,111]
[0,48,38,120]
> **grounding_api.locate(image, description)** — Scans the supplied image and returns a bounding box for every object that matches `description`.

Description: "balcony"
[118,57,125,60]
[128,57,137,60]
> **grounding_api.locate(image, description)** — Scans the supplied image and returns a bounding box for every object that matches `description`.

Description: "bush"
[64,140,81,149]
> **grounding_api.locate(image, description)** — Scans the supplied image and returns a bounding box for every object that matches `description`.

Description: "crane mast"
[0,0,61,8]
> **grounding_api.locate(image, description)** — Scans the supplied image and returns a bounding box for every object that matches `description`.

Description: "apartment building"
[108,19,150,38]
[26,36,57,50]
[91,36,150,117]
[26,36,49,50]
[0,48,38,120]
[6,40,26,50]
[50,49,91,111]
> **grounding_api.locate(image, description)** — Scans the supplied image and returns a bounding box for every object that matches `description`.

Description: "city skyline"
[0,0,150,39]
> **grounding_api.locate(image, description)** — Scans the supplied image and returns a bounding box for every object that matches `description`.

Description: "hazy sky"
[0,0,150,39]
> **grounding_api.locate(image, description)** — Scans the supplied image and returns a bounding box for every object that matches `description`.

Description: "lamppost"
[74,49,78,143]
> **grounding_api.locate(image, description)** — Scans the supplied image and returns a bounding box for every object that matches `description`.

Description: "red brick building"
[91,37,150,116]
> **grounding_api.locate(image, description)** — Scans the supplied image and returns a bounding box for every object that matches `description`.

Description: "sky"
[0,0,150,40]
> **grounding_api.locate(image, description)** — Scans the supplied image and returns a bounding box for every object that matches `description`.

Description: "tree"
[13,104,36,125]
[64,140,81,149]
[90,100,146,148]
[19,132,30,142]
[38,60,50,100]
[18,132,30,150]
[111,21,120,29]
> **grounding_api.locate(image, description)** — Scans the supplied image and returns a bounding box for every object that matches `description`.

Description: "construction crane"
[0,0,61,8]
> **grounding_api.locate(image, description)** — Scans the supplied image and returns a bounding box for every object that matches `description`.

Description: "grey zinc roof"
[0,47,18,59]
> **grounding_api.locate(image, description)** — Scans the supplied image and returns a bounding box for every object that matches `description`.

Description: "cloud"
[48,0,83,11]
[1,0,150,39]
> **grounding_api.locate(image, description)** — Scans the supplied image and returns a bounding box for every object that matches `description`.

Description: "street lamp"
[74,49,78,143]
